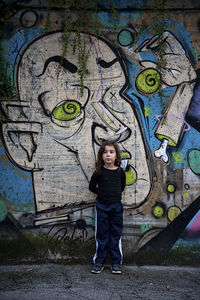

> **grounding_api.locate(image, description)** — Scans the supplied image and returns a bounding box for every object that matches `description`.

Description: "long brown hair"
[95,141,121,171]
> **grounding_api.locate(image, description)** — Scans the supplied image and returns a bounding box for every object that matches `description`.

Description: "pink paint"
[156,114,191,131]
[183,211,200,237]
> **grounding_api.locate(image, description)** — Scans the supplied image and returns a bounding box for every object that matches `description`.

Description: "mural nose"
[92,122,131,146]
[91,102,131,146]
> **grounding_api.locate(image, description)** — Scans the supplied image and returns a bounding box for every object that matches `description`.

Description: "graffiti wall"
[0,0,200,255]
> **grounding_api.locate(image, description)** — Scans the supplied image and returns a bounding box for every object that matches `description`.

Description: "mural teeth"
[121,159,128,171]
[120,152,130,171]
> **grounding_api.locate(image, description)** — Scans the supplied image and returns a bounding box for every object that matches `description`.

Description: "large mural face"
[1,31,151,219]
[0,1,200,252]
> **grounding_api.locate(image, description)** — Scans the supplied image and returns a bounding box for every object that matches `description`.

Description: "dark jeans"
[93,201,123,265]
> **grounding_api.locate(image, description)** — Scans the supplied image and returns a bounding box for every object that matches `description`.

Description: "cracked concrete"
[0,264,200,300]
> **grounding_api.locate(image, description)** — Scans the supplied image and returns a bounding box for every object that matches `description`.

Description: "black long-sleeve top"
[89,167,126,203]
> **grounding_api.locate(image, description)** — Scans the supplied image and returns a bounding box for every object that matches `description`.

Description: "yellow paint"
[135,68,161,94]
[172,152,184,164]
[167,206,181,222]
[153,205,164,217]
[167,184,175,193]
[125,166,137,185]
[91,102,119,131]
[144,106,152,117]
[53,100,81,121]
[120,152,130,159]
[155,133,176,147]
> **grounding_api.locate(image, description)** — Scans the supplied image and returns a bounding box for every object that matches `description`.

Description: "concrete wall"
[0,0,200,256]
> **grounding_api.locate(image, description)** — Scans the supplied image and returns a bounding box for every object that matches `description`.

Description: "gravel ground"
[0,264,200,300]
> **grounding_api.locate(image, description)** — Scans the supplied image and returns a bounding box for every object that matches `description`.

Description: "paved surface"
[0,264,200,299]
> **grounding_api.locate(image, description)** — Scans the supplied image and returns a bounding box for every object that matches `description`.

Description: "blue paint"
[0,28,44,208]
[184,210,200,233]
[173,236,200,248]
[0,146,34,206]
[95,11,141,28]
[124,20,200,170]
[96,0,148,9]
[6,27,45,71]
[118,29,135,46]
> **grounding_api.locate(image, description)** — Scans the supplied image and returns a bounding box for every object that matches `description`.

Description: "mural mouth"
[120,151,131,171]
[92,125,131,146]
[120,151,137,185]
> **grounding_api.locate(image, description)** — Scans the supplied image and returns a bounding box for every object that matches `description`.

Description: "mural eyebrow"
[97,57,119,68]
[37,55,78,77]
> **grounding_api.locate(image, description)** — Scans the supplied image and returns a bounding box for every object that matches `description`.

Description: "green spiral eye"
[52,100,81,121]
[135,68,161,94]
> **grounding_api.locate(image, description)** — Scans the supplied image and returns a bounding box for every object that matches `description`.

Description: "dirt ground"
[0,264,200,299]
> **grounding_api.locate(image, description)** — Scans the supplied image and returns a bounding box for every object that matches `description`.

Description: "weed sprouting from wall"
[45,0,118,95]
[152,0,170,104]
